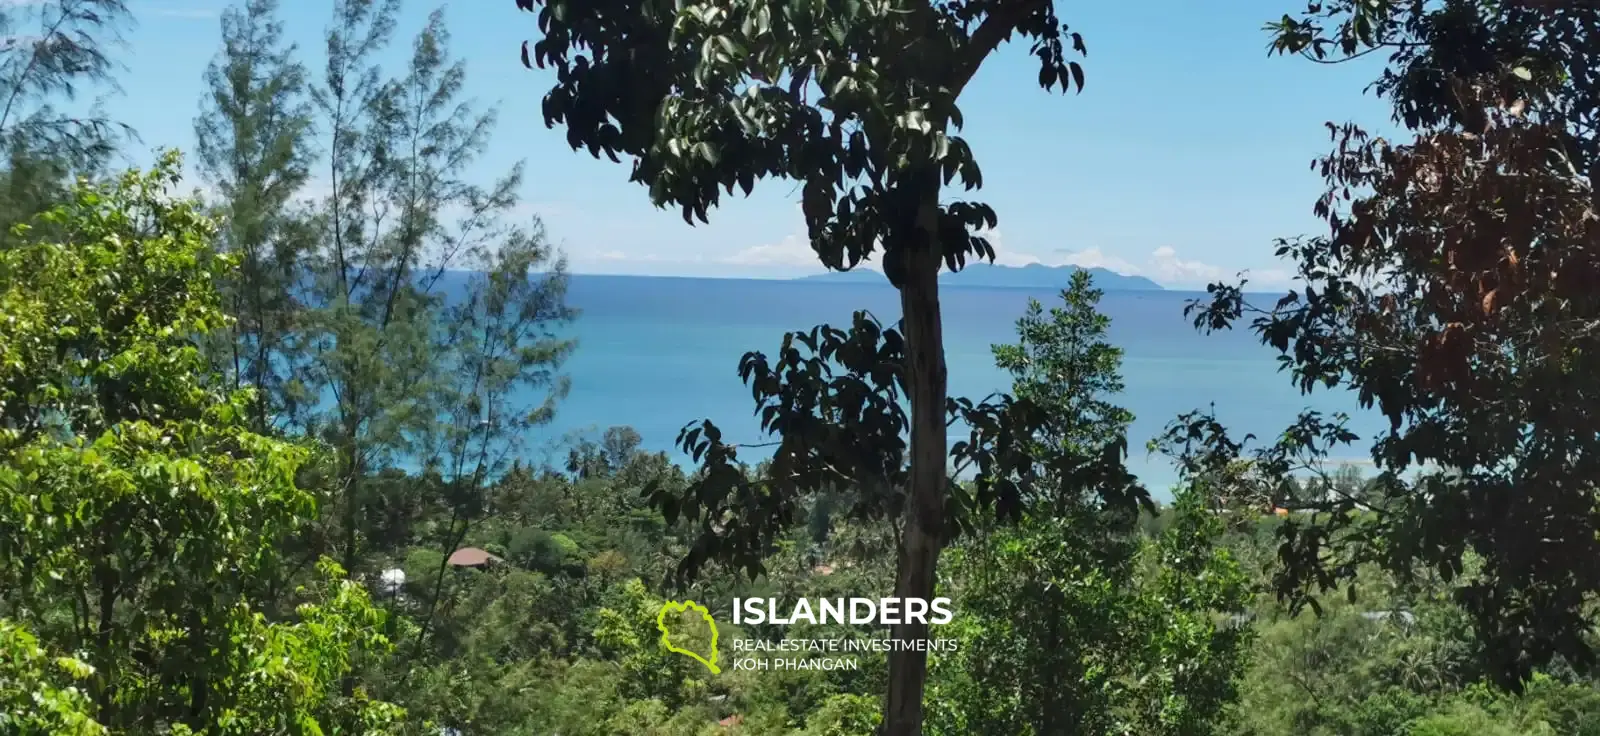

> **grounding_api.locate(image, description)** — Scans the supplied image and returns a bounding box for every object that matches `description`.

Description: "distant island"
[798,262,1164,291]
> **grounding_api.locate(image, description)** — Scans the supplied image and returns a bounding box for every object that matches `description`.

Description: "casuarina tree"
[194,0,317,431]
[0,0,134,234]
[510,0,1121,732]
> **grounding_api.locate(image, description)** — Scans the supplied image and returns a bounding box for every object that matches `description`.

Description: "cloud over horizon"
[695,228,1294,288]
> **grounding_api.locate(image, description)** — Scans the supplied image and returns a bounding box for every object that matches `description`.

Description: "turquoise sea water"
[536,275,1383,494]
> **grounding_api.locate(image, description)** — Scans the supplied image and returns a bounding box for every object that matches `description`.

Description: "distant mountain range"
[798,262,1163,291]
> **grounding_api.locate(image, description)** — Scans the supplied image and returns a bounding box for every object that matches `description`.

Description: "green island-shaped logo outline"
[656,599,721,674]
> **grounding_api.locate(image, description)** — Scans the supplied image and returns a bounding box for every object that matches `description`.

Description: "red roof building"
[446,547,503,568]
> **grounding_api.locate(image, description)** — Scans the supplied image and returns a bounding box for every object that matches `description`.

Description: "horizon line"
[555,270,1302,295]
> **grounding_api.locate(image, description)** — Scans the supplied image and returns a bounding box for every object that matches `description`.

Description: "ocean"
[536,274,1383,495]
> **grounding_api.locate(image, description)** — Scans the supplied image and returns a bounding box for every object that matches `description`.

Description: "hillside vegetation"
[3,0,1600,734]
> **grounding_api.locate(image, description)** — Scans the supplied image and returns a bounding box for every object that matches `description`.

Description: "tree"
[408,220,577,654]
[0,621,103,735]
[292,3,574,594]
[300,0,409,577]
[0,153,402,733]
[511,1,1105,730]
[991,270,1138,516]
[1178,0,1600,690]
[194,0,317,430]
[219,10,582,720]
[0,0,134,232]
[927,275,1250,735]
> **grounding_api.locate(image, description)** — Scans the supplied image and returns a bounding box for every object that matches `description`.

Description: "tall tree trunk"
[883,185,948,736]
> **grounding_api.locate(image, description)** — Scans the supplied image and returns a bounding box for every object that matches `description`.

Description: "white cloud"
[1052,247,1142,275]
[678,223,1300,289]
[582,250,688,264]
[1022,244,1294,289]
[1145,245,1229,284]
[723,234,819,267]
[725,227,1020,271]
[978,228,1036,267]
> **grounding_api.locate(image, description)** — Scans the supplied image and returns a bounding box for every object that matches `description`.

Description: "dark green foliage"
[11,1,1600,734]
[7,166,1600,731]
[186,0,581,625]
[513,2,1103,728]
[1177,0,1600,693]
[661,312,911,583]
[659,305,1151,582]
[992,271,1134,465]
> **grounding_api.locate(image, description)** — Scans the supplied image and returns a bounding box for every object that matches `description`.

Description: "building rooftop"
[446,547,503,568]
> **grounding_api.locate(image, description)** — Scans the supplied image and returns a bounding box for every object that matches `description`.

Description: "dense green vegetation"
[4,0,1600,733]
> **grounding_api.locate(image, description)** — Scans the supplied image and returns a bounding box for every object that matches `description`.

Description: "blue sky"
[110,0,1394,289]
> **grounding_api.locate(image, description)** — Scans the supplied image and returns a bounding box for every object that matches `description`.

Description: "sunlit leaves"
[0,159,403,731]
[0,620,104,735]
[591,578,713,707]
[0,150,232,443]
[953,275,1152,526]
